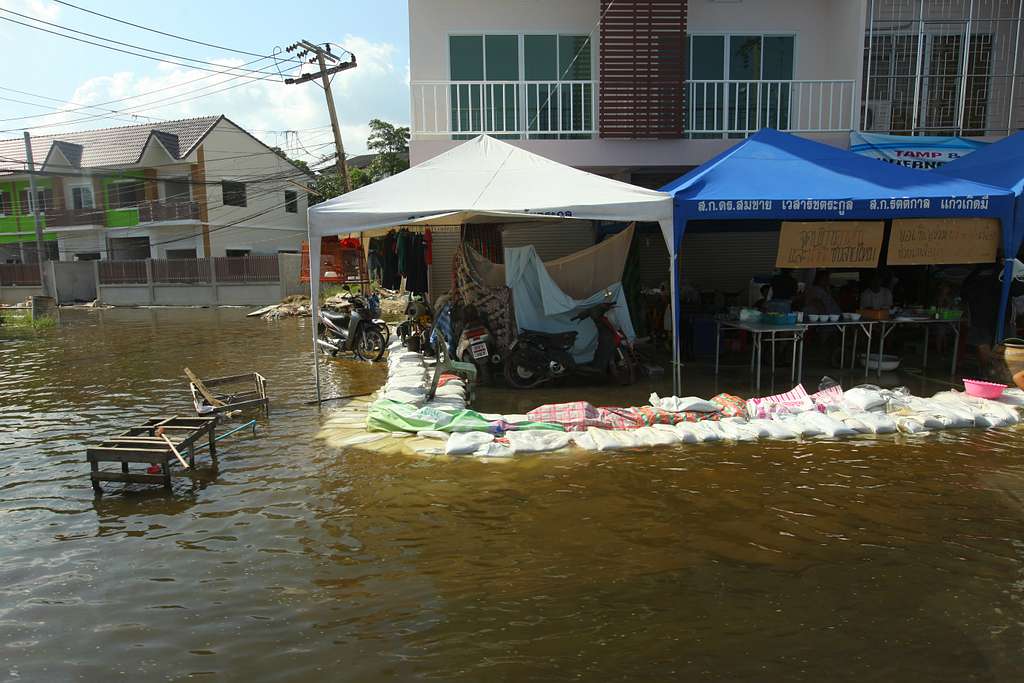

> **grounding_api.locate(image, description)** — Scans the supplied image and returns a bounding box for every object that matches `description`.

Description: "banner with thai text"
[849,132,988,169]
[776,221,885,269]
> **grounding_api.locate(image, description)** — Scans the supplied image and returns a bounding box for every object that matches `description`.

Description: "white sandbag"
[383,388,427,404]
[339,432,389,447]
[416,430,449,440]
[775,414,822,438]
[506,430,573,453]
[445,431,494,455]
[473,442,515,458]
[433,384,466,398]
[716,420,759,442]
[934,391,1021,428]
[658,423,699,444]
[748,418,799,439]
[587,428,644,451]
[797,412,858,438]
[570,432,599,450]
[828,411,871,433]
[502,414,532,424]
[852,412,897,434]
[896,416,933,434]
[692,422,724,442]
[997,388,1024,407]
[907,398,973,429]
[843,387,888,411]
[649,393,720,413]
[631,426,681,446]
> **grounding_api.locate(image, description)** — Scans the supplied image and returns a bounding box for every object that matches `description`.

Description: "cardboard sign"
[887,218,999,265]
[776,221,885,269]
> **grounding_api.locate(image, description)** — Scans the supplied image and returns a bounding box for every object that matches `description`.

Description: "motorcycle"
[503,299,636,389]
[316,294,387,362]
[397,294,434,354]
[454,304,501,386]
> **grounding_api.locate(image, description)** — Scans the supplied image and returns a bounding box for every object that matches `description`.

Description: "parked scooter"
[454,304,501,385]
[503,298,636,389]
[317,295,387,361]
[397,294,434,353]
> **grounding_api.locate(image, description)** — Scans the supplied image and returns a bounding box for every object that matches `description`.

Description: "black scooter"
[317,295,387,362]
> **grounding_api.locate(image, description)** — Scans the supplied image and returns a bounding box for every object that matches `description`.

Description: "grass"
[0,311,56,330]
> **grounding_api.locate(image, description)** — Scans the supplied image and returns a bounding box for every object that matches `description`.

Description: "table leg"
[791,332,798,384]
[923,325,930,372]
[877,324,886,379]
[771,331,777,377]
[715,322,721,376]
[840,327,847,369]
[951,323,960,377]
[755,332,762,394]
[798,332,805,383]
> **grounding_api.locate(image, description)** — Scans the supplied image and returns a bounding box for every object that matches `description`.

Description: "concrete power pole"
[23,132,50,297]
[285,40,357,192]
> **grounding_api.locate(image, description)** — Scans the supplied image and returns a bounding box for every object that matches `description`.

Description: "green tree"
[270,146,311,175]
[365,118,410,180]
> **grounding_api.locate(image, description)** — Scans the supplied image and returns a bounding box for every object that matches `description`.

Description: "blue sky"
[0,0,410,160]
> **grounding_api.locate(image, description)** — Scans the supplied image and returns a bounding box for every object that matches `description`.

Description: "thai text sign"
[887,218,999,265]
[777,221,884,269]
[850,132,987,169]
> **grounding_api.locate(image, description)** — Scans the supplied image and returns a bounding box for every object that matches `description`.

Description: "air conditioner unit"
[863,100,893,131]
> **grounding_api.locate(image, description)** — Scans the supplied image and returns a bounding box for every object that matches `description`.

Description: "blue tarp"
[659,130,1019,385]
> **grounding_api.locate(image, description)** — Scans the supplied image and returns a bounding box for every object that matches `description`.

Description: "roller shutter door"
[679,231,780,296]
[428,230,460,305]
[502,220,595,261]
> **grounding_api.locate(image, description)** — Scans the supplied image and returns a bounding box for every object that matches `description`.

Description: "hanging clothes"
[381,231,401,290]
[405,233,429,294]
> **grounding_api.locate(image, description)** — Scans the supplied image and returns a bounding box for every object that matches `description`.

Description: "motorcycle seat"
[321,310,349,323]
[520,329,578,344]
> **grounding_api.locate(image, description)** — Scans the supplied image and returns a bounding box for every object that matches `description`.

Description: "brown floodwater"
[2,308,1024,681]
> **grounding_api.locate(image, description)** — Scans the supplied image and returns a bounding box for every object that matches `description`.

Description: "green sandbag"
[365,399,565,434]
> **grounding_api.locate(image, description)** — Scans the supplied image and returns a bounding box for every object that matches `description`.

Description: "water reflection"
[0,308,1022,680]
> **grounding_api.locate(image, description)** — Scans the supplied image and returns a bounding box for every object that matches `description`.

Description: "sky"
[0,0,410,165]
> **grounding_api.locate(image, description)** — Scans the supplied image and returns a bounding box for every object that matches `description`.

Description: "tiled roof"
[0,115,221,171]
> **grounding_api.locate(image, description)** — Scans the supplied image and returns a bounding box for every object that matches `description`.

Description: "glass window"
[163,177,191,202]
[225,249,250,258]
[559,35,591,80]
[166,248,197,259]
[284,190,298,213]
[690,35,725,79]
[524,35,557,80]
[449,35,483,79]
[222,181,247,207]
[71,185,94,210]
[107,181,144,210]
[762,37,794,80]
[75,252,101,261]
[485,35,518,80]
[729,35,762,80]
[19,188,54,213]
[0,190,11,216]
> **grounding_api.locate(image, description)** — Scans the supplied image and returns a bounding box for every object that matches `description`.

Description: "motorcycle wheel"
[608,350,636,386]
[354,326,387,362]
[376,321,391,346]
[504,346,543,389]
[318,324,340,357]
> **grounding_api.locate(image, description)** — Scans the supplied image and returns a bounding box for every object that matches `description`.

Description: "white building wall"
[200,119,309,257]
[408,0,868,167]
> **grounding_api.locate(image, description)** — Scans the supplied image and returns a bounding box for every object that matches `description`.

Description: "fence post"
[93,260,101,305]
[210,256,219,306]
[278,253,287,301]
[46,260,59,304]
[145,259,155,305]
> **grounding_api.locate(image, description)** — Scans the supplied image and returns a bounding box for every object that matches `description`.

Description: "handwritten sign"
[776,221,884,269]
[887,218,1000,265]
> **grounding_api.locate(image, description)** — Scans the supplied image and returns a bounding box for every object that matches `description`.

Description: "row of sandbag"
[379,341,468,411]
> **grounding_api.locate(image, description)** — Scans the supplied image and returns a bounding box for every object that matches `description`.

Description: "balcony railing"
[38,200,201,230]
[686,80,857,135]
[412,80,595,138]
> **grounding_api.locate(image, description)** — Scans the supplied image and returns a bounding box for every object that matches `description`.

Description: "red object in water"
[147,464,161,475]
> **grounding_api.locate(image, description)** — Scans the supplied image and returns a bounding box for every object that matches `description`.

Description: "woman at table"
[860,272,893,310]
[804,271,842,317]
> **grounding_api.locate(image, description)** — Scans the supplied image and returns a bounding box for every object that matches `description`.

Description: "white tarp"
[305,135,675,399]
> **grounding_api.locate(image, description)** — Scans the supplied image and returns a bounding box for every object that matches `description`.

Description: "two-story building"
[408,0,1024,292]
[0,115,310,263]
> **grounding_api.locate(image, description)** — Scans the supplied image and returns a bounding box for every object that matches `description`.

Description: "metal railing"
[38,200,200,230]
[98,260,148,284]
[0,263,42,286]
[686,79,857,135]
[213,255,279,283]
[411,80,595,138]
[151,257,212,284]
[138,200,200,223]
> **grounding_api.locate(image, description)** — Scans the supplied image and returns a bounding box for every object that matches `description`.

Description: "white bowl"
[860,353,901,371]
[847,313,861,321]
[808,314,821,322]
[828,314,840,322]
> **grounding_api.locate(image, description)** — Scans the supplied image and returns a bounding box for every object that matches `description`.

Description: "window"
[687,34,795,134]
[166,248,197,259]
[448,33,592,139]
[0,189,11,216]
[70,185,94,210]
[107,180,144,210]
[19,187,54,213]
[163,177,191,202]
[284,190,298,213]
[225,248,250,258]
[74,252,100,261]
[222,180,246,207]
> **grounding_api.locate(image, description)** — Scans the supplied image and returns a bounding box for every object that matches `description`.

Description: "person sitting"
[803,271,841,316]
[753,284,771,312]
[770,269,798,301]
[860,272,893,310]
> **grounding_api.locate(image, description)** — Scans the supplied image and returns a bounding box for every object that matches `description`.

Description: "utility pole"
[285,40,356,192]
[23,132,50,297]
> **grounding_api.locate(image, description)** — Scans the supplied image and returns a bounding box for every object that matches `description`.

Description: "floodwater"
[2,308,1024,681]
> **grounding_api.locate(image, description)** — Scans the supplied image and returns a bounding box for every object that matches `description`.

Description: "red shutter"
[599,0,688,139]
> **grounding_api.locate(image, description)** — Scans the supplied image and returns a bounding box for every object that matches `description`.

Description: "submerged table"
[873,317,962,378]
[799,320,879,377]
[715,320,806,393]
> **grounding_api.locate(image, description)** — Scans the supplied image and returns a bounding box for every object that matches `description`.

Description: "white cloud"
[0,0,59,21]
[21,35,409,160]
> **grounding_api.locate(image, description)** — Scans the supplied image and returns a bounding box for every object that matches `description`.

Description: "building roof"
[0,115,221,171]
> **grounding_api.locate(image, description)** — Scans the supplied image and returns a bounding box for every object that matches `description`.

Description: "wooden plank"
[87,449,172,464]
[92,472,168,484]
[184,367,227,407]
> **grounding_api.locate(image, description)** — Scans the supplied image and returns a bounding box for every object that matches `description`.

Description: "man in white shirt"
[860,272,893,310]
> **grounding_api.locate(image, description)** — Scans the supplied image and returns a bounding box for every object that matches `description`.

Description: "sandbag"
[587,428,645,451]
[797,412,858,438]
[843,387,888,412]
[655,423,699,444]
[631,426,680,447]
[445,431,494,455]
[716,420,759,442]
[570,432,599,450]
[748,418,800,439]
[775,414,822,437]
[506,430,573,453]
[691,422,723,442]
[649,393,720,413]
[852,412,897,434]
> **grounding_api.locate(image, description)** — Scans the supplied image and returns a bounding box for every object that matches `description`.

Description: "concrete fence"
[0,253,309,307]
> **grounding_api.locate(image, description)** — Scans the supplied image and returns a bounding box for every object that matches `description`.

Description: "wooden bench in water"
[185,367,269,417]
[87,416,218,494]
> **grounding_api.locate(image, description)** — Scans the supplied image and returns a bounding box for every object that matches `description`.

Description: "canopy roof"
[938,131,1024,256]
[661,129,1016,252]
[309,134,673,246]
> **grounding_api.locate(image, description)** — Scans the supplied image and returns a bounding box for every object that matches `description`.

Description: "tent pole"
[309,230,323,405]
[995,256,1014,345]
[671,247,681,396]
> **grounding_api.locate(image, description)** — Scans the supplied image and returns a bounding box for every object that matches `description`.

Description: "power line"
[51,0,304,64]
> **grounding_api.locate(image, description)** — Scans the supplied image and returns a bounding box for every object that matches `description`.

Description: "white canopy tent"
[306,135,678,400]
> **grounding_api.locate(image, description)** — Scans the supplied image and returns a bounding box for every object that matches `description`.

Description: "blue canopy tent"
[938,131,1024,343]
[660,129,1016,392]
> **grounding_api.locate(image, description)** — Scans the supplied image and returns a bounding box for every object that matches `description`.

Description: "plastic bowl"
[828,314,840,322]
[860,353,901,372]
[847,312,861,321]
[808,314,821,322]
[963,378,1007,399]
